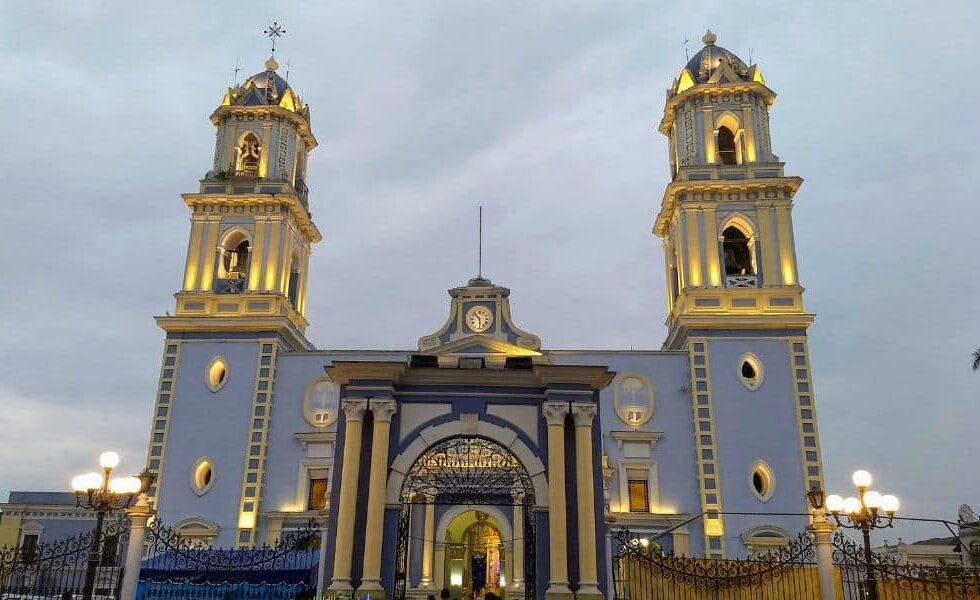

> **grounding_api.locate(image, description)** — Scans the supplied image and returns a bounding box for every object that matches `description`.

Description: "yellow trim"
[145,340,182,508]
[702,108,716,164]
[675,69,696,94]
[756,206,779,287]
[0,516,22,549]
[687,338,725,557]
[198,219,220,291]
[247,219,266,291]
[263,218,282,291]
[258,123,272,178]
[788,337,825,496]
[741,106,757,163]
[183,218,205,291]
[703,206,721,286]
[775,205,797,285]
[235,338,279,547]
[684,210,702,287]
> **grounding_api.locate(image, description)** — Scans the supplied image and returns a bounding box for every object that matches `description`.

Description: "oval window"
[304,378,340,428]
[750,461,774,501]
[613,374,655,429]
[738,353,764,391]
[191,457,215,496]
[205,356,228,392]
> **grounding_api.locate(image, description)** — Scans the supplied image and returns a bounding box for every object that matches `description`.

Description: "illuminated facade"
[146,32,824,600]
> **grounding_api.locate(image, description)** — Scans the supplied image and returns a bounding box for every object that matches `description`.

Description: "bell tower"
[656,31,812,349]
[655,32,824,559]
[157,56,322,349]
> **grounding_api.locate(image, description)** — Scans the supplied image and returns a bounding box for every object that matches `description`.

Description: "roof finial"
[478,205,483,279]
[264,21,286,55]
[702,29,717,46]
[265,56,279,71]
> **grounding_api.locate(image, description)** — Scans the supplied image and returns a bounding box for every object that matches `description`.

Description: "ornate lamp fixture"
[816,469,899,600]
[70,451,155,600]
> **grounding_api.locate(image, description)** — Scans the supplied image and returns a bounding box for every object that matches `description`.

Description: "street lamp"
[818,469,900,600]
[71,451,155,600]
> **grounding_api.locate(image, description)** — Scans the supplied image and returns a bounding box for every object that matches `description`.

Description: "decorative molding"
[541,402,569,426]
[570,402,598,426]
[341,400,368,422]
[610,431,664,451]
[235,339,279,547]
[370,399,398,423]
[145,340,182,507]
[293,431,337,448]
[687,338,726,558]
[788,337,825,496]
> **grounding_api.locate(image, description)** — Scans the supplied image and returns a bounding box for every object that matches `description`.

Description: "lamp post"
[820,470,900,600]
[70,451,155,600]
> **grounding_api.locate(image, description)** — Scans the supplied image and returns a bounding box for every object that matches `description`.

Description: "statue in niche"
[237,133,261,176]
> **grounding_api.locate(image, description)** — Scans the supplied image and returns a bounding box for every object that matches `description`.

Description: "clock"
[465,305,494,333]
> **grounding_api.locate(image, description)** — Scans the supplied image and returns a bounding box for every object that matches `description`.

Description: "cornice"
[182,193,322,243]
[660,81,776,134]
[654,176,803,237]
[209,104,318,149]
[155,314,314,351]
[610,430,664,450]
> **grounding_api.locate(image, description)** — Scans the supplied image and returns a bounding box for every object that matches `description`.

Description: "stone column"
[119,495,154,600]
[360,400,398,599]
[512,496,525,594]
[542,402,571,600]
[434,542,446,590]
[419,501,436,588]
[328,400,367,593]
[809,512,836,600]
[316,510,330,600]
[571,403,602,600]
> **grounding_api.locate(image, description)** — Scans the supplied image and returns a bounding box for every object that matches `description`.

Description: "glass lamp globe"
[881,495,899,514]
[71,474,90,492]
[108,477,129,494]
[125,476,143,494]
[843,497,862,515]
[825,494,845,513]
[83,472,103,490]
[852,470,873,488]
[99,451,120,469]
[863,491,882,509]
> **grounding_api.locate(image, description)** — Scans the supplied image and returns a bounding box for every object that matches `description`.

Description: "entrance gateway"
[394,436,537,600]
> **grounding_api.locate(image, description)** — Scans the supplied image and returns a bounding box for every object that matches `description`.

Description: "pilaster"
[328,400,368,592]
[360,400,398,599]
[542,402,572,600]
[571,403,602,600]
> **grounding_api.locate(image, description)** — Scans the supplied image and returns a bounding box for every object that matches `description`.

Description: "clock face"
[465,306,494,333]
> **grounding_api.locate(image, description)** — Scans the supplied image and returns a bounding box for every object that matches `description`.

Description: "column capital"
[542,402,569,426]
[342,399,368,422]
[570,402,597,426]
[370,399,398,423]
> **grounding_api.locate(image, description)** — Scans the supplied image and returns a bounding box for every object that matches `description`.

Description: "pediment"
[422,334,541,358]
[707,60,740,84]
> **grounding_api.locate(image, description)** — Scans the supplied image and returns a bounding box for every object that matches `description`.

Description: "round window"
[205,356,229,392]
[191,457,215,496]
[750,461,775,502]
[738,353,764,391]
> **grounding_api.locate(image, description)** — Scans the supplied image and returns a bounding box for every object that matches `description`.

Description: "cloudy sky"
[1,1,977,542]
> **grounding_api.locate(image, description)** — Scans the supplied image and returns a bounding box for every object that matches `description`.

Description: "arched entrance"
[394,436,536,600]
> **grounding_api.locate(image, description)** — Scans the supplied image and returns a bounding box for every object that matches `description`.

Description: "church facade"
[145,32,824,600]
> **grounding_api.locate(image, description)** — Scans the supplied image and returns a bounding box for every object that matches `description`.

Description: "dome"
[684,30,751,83]
[221,57,308,120]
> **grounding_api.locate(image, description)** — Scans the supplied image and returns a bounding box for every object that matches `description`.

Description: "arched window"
[723,226,755,277]
[237,133,261,177]
[717,126,738,165]
[216,230,250,292]
[287,250,301,308]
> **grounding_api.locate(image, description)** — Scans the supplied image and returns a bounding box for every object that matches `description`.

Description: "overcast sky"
[1,1,977,543]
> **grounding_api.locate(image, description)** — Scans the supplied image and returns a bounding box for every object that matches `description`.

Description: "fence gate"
[0,519,128,598]
[833,531,980,599]
[137,519,320,600]
[612,529,820,600]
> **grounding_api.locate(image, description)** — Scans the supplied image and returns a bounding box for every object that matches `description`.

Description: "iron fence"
[0,519,128,599]
[612,529,820,600]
